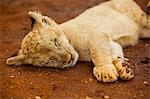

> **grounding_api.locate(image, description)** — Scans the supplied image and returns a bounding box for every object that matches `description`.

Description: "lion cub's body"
[6,0,150,82]
[61,0,148,61]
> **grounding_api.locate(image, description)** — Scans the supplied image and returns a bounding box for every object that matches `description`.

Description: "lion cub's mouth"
[62,52,79,68]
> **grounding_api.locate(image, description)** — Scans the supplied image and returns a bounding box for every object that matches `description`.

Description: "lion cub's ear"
[6,55,25,65]
[145,1,150,15]
[28,11,58,29]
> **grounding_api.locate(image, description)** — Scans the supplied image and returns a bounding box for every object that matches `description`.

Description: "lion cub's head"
[6,11,78,68]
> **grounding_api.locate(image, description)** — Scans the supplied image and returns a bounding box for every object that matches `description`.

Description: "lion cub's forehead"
[22,25,64,45]
[43,27,64,37]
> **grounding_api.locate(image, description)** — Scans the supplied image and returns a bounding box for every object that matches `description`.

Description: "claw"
[124,58,129,61]
[113,57,134,81]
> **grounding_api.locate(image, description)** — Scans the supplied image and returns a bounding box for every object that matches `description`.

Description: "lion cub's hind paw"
[93,64,119,82]
[113,57,134,80]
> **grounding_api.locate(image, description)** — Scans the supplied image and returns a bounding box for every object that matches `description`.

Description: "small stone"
[10,86,13,89]
[86,96,93,99]
[45,73,50,76]
[63,77,66,79]
[85,81,88,84]
[28,97,32,99]
[126,52,130,55]
[35,96,41,99]
[6,50,9,52]
[30,82,33,85]
[75,94,78,97]
[104,95,110,99]
[10,75,15,78]
[39,74,42,77]
[139,90,144,96]
[115,81,118,83]
[144,81,149,85]
[17,72,21,75]
[89,78,93,82]
[10,97,14,99]
[145,43,148,46]
[133,95,136,98]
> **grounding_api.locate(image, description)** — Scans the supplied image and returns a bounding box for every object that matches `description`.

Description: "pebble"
[144,81,149,85]
[17,72,21,75]
[85,81,88,84]
[35,96,41,99]
[10,86,13,89]
[28,97,32,99]
[145,43,148,46]
[39,74,42,77]
[104,95,110,99]
[115,81,118,83]
[10,75,15,78]
[10,97,14,99]
[126,52,130,55]
[86,96,93,99]
[30,82,33,85]
[45,72,50,76]
[133,95,136,98]
[89,78,93,82]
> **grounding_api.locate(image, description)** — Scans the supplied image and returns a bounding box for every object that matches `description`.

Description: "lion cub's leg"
[110,41,134,80]
[88,33,119,82]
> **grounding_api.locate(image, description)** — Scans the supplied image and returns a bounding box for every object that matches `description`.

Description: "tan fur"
[6,0,150,82]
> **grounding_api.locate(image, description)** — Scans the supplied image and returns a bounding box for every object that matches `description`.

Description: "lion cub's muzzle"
[62,52,79,68]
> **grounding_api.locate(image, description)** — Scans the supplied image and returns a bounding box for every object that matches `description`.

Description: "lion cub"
[6,0,150,82]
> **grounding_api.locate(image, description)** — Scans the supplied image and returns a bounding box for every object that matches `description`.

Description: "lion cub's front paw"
[93,64,119,82]
[113,57,134,80]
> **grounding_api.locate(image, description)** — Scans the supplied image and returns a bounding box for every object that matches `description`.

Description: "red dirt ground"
[0,0,150,99]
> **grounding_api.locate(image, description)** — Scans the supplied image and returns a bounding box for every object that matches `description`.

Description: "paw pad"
[93,64,119,82]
